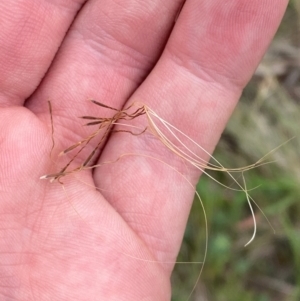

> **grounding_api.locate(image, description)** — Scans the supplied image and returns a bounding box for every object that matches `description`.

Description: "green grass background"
[172,2,300,300]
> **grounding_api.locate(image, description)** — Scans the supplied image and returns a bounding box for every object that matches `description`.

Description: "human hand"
[0,1,288,300]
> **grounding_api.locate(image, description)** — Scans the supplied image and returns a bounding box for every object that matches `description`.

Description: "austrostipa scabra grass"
[41,99,280,300]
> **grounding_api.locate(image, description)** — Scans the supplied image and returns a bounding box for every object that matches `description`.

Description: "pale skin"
[0,1,288,300]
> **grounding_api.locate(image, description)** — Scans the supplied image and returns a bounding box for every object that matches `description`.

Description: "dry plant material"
[41,99,282,300]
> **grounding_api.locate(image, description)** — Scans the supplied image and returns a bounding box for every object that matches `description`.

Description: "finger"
[0,0,85,107]
[27,0,185,163]
[95,0,288,271]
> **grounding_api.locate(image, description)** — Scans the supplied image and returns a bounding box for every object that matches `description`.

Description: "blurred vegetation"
[172,2,300,300]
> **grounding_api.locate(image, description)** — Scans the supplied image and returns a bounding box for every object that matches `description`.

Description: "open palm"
[0,1,287,300]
